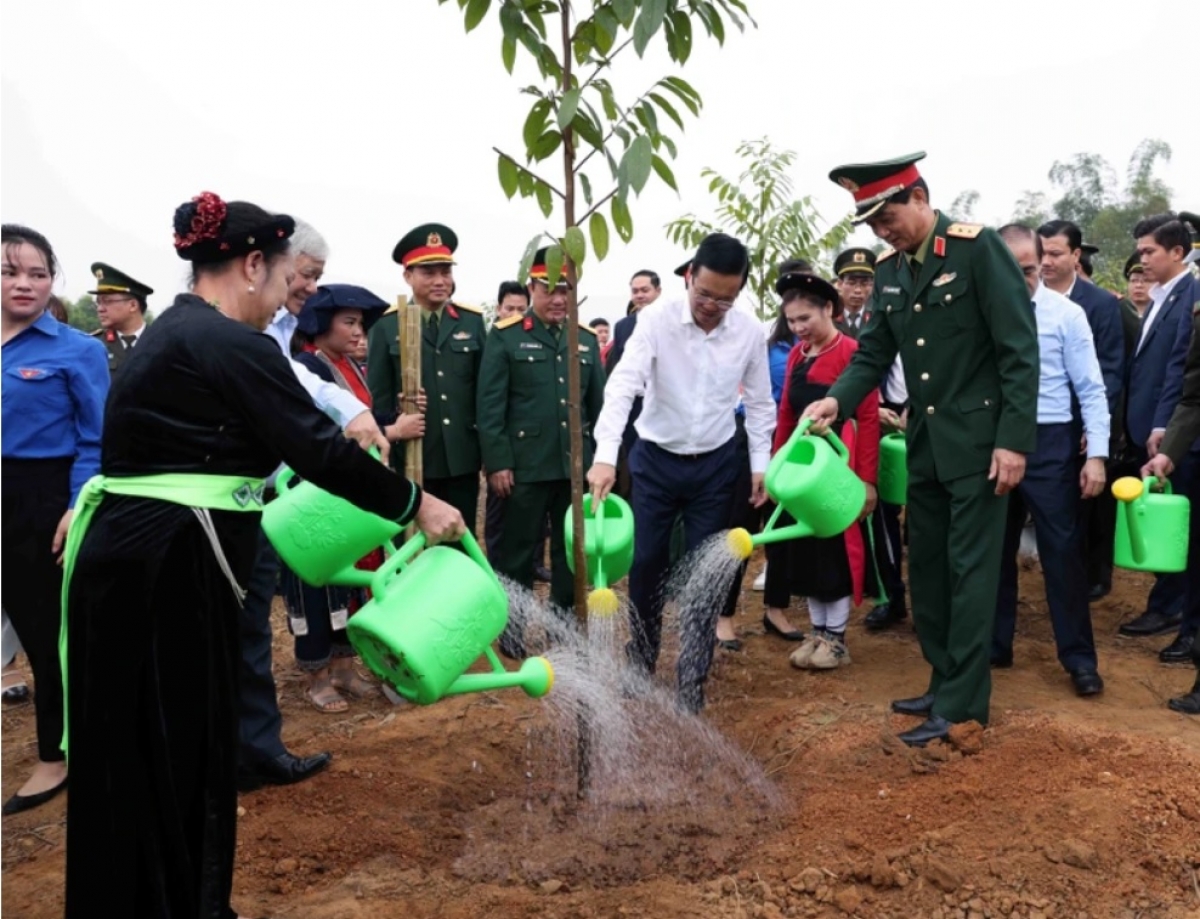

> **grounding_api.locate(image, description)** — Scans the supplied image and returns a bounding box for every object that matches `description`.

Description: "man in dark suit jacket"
[1118,214,1199,641]
[1038,221,1127,600]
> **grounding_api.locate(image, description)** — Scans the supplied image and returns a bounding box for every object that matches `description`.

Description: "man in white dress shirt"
[588,233,775,713]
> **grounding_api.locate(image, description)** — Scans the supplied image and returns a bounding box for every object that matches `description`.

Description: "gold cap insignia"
[837,177,859,192]
[853,252,866,263]
[428,232,442,247]
[94,268,104,279]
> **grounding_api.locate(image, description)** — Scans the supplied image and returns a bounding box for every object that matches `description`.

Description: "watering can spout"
[444,656,555,700]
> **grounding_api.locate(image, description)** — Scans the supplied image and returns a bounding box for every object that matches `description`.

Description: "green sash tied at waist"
[58,473,266,756]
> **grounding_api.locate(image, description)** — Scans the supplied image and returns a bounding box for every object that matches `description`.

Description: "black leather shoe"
[1159,633,1196,664]
[890,693,935,717]
[991,652,1013,669]
[237,751,331,792]
[864,598,907,631]
[1118,610,1183,638]
[762,615,805,641]
[2,684,30,705]
[3,777,67,816]
[534,566,552,583]
[1167,689,1200,715]
[1087,582,1111,602]
[1069,669,1104,697]
[897,715,952,747]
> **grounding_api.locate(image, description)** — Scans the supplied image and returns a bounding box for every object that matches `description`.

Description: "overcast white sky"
[4,0,1198,325]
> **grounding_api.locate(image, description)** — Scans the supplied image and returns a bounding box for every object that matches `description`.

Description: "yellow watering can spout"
[587,587,620,617]
[727,527,754,560]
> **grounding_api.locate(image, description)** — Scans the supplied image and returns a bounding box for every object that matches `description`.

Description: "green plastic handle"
[590,496,607,590]
[370,531,427,600]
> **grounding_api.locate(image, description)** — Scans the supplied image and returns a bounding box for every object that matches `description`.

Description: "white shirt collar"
[1150,267,1189,304]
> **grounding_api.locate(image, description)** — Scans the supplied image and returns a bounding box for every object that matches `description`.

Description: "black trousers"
[425,472,481,541]
[497,478,574,610]
[1,457,70,763]
[237,530,286,765]
[993,424,1096,672]
[720,414,759,620]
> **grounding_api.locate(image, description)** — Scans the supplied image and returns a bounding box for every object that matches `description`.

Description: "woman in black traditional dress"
[63,192,464,919]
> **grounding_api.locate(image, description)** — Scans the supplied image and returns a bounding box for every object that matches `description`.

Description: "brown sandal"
[331,666,379,700]
[306,673,349,713]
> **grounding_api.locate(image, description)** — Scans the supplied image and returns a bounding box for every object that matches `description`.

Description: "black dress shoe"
[533,566,552,583]
[762,615,805,641]
[1087,582,1111,602]
[237,751,331,792]
[1118,610,1183,638]
[864,598,907,631]
[2,684,30,705]
[897,715,952,747]
[1167,690,1200,714]
[3,777,67,816]
[890,693,936,717]
[1159,633,1196,664]
[1069,669,1104,697]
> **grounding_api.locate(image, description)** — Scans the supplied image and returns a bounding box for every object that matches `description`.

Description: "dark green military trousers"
[424,473,480,541]
[498,479,573,611]
[907,470,1009,725]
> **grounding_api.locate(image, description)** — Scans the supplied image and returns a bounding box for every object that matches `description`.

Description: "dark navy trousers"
[238,529,287,765]
[627,437,740,696]
[993,423,1097,672]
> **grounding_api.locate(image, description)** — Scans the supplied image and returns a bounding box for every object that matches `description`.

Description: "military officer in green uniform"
[367,224,486,532]
[88,262,153,375]
[477,248,605,633]
[833,247,877,340]
[804,153,1039,746]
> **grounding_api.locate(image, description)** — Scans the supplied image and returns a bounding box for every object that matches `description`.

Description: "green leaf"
[518,168,534,197]
[611,195,634,242]
[611,0,636,27]
[589,211,610,261]
[498,154,519,199]
[660,135,677,159]
[522,99,552,150]
[667,10,692,63]
[658,77,700,116]
[499,2,522,40]
[526,6,547,38]
[572,108,604,150]
[573,21,595,66]
[635,101,659,137]
[651,154,678,192]
[544,244,564,287]
[648,92,684,130]
[580,172,593,206]
[501,35,517,73]
[624,134,653,194]
[563,226,586,267]
[535,181,554,217]
[518,235,541,282]
[463,0,491,32]
[557,88,581,131]
[529,130,562,162]
[595,80,619,121]
[632,0,668,56]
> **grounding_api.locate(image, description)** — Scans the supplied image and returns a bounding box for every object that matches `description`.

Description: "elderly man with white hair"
[236,218,389,791]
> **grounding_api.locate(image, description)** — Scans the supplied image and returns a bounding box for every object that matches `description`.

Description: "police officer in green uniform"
[367,224,485,531]
[88,262,153,375]
[804,153,1039,746]
[477,249,605,635]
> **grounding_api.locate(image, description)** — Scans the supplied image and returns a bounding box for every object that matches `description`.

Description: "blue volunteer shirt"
[2,310,110,504]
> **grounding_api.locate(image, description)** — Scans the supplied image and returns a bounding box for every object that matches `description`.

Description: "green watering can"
[877,432,908,506]
[1112,476,1189,573]
[564,494,635,616]
[347,530,554,705]
[728,418,865,559]
[261,463,400,588]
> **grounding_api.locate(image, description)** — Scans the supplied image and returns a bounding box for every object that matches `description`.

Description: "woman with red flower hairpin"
[60,193,466,919]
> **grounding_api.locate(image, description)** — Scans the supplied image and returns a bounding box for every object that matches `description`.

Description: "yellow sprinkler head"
[727,527,753,560]
[1111,477,1144,503]
[587,587,620,618]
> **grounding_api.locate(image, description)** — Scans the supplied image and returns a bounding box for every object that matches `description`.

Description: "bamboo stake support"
[398,295,423,539]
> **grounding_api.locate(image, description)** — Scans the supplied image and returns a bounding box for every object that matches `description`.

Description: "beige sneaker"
[809,635,851,670]
[789,632,823,669]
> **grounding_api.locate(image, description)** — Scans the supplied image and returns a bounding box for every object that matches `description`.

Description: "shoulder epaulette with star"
[946,223,984,239]
[578,323,597,336]
[452,301,482,314]
[382,303,400,316]
[494,314,524,330]
[876,248,898,262]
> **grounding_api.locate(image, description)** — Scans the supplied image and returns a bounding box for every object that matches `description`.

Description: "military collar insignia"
[446,304,460,320]
[519,342,542,349]
[882,285,902,295]
[452,330,472,340]
[933,236,946,258]
[522,316,534,331]
[931,272,957,288]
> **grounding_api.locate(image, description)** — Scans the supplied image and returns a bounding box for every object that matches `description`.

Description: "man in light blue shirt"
[992,225,1110,697]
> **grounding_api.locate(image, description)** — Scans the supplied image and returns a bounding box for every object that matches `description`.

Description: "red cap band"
[853,164,921,204]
